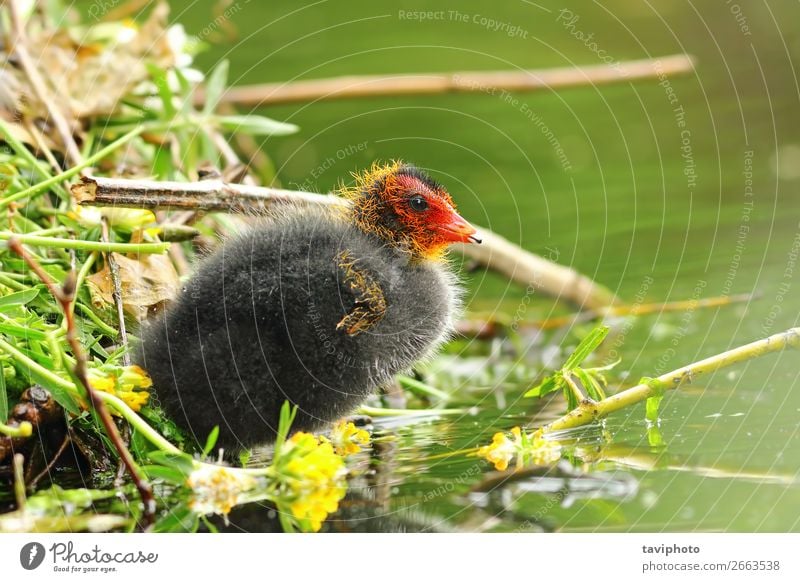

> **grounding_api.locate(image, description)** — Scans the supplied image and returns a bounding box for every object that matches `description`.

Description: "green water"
[178,0,800,531]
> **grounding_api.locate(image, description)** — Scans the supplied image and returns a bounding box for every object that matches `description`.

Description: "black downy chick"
[138,162,480,453]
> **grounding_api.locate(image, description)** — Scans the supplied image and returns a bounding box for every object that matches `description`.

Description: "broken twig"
[72,174,618,309]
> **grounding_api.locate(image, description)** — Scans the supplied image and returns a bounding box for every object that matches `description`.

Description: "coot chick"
[138,162,479,453]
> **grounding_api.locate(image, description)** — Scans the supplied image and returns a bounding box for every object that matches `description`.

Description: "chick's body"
[139,205,457,452]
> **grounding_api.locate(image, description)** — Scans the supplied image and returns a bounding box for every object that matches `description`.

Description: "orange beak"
[437,209,481,244]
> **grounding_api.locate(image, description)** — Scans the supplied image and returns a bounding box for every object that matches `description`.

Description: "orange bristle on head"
[340,161,478,260]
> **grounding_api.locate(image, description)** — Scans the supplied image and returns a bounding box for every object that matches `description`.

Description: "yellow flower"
[527,430,562,466]
[87,365,152,412]
[289,485,345,532]
[118,365,153,391]
[477,427,562,471]
[477,426,523,471]
[278,431,348,532]
[186,465,256,516]
[328,421,370,456]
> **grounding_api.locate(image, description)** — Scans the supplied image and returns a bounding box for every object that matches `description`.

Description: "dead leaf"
[87,252,179,320]
[3,2,178,121]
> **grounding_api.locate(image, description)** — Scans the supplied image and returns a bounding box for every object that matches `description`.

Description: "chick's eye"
[408,195,429,212]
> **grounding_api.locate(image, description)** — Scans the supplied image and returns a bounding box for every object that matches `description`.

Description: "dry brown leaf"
[87,252,179,320]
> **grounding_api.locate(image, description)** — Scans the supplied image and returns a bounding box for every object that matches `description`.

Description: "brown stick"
[72,174,618,309]
[6,238,155,527]
[7,0,82,166]
[194,54,695,107]
[101,219,130,366]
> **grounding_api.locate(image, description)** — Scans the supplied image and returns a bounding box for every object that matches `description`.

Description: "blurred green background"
[166,0,800,531]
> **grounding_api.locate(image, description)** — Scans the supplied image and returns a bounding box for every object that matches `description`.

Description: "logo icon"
[20,542,46,570]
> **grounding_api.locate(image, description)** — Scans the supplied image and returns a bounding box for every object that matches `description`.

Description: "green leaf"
[200,514,219,533]
[272,401,298,462]
[647,424,664,447]
[21,366,80,416]
[563,326,609,370]
[645,394,664,424]
[563,385,579,410]
[140,465,187,484]
[573,367,606,401]
[202,425,220,456]
[0,287,39,311]
[277,504,297,533]
[524,374,561,398]
[586,357,621,374]
[174,68,195,117]
[146,63,176,118]
[153,503,199,533]
[202,60,229,115]
[238,448,251,468]
[214,114,299,136]
[147,451,195,477]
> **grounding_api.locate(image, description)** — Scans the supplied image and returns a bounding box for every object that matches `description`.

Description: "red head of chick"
[138,162,479,454]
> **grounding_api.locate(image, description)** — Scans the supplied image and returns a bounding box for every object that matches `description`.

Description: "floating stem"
[542,327,800,434]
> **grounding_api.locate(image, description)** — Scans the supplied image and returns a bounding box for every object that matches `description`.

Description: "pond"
[70,0,800,532]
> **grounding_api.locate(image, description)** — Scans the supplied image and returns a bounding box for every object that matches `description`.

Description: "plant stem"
[0,119,69,200]
[0,337,74,391]
[0,336,176,454]
[13,453,25,509]
[562,373,585,403]
[0,420,32,437]
[397,375,451,401]
[101,219,130,365]
[75,303,119,338]
[7,238,156,527]
[542,327,800,434]
[358,405,467,417]
[0,126,144,211]
[0,273,28,291]
[0,232,169,254]
[532,292,756,331]
[98,392,182,455]
[62,252,97,335]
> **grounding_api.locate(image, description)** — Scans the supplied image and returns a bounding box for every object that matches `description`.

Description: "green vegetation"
[1,0,799,533]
